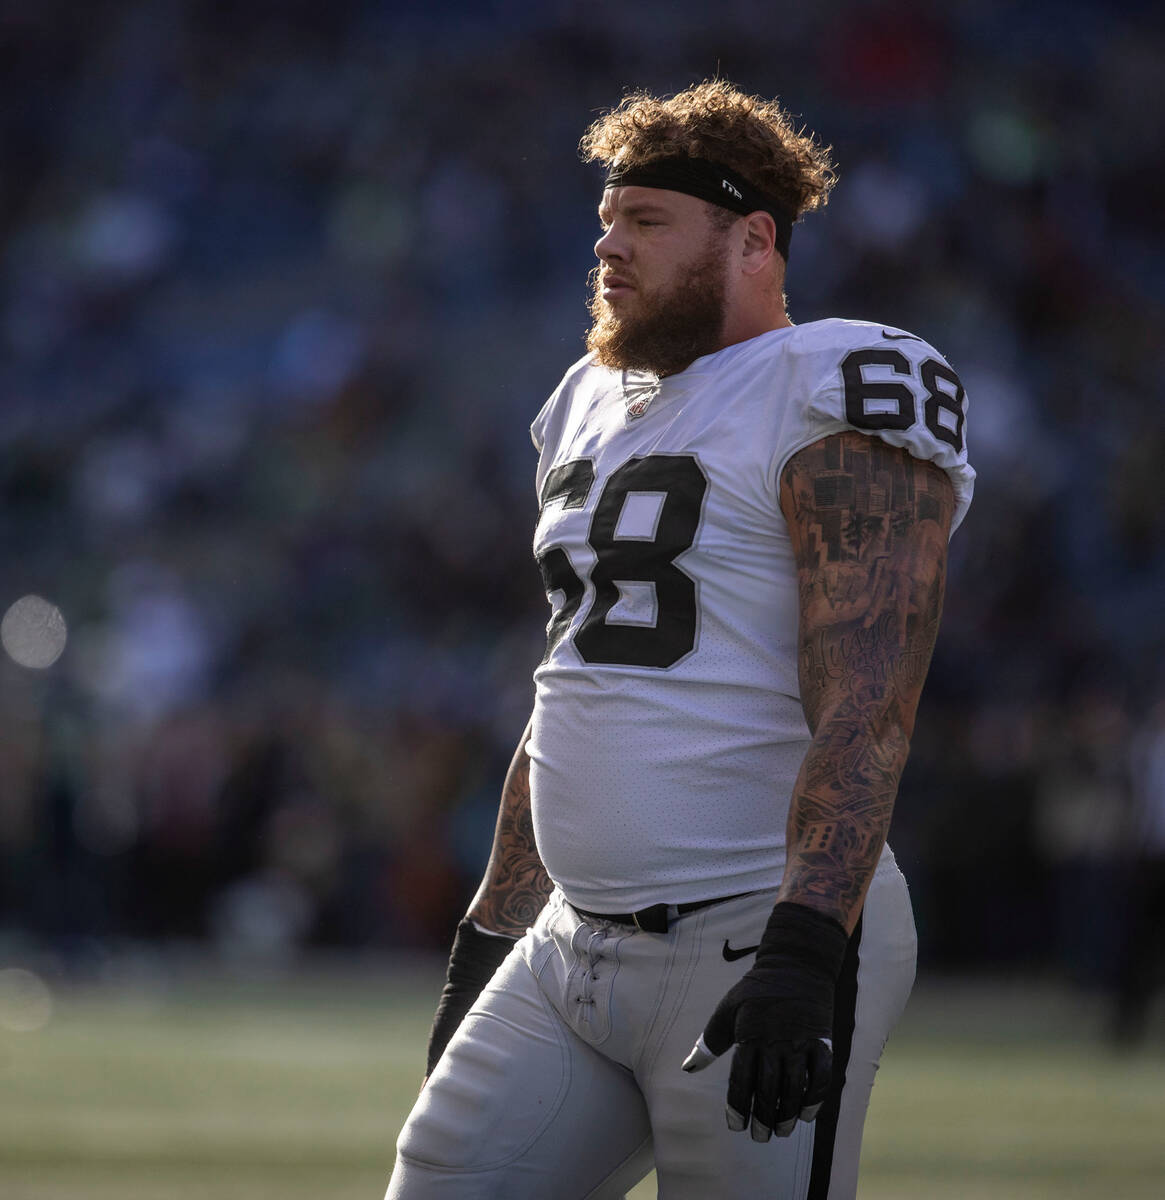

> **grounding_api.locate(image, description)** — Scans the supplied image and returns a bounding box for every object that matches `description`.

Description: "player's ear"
[739,211,776,276]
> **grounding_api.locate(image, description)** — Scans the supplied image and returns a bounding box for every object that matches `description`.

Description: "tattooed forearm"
[467,720,553,937]
[779,697,911,923]
[777,431,955,931]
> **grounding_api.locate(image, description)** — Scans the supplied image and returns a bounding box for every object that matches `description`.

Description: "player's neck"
[718,293,793,352]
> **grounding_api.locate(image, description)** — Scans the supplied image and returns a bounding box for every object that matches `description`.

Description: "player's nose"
[594,222,628,263]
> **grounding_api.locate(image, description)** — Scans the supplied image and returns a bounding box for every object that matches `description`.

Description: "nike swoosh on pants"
[721,940,760,962]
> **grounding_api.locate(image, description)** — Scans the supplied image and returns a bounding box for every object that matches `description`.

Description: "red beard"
[585,238,729,378]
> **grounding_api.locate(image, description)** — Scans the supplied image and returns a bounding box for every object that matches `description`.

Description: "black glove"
[426,919,518,1077]
[682,901,849,1141]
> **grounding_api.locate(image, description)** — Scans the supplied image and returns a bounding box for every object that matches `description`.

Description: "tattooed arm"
[776,430,955,933]
[424,717,552,1077]
[466,716,553,937]
[682,429,954,1125]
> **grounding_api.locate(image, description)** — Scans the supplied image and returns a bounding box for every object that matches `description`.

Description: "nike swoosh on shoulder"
[722,940,760,962]
[881,330,921,341]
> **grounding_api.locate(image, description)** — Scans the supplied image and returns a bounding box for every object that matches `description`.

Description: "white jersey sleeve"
[530,352,593,456]
[768,319,975,531]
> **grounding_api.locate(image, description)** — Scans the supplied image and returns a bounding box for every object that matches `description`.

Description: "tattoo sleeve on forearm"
[778,431,955,931]
[467,724,553,937]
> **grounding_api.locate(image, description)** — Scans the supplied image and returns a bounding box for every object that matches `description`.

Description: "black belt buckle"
[631,904,670,934]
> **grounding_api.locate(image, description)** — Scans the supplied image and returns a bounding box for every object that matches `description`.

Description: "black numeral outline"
[536,460,595,660]
[841,348,966,455]
[920,359,966,453]
[535,454,708,670]
[842,349,914,431]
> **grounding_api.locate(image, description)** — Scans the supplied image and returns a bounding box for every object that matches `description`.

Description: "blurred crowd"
[1,0,1163,1012]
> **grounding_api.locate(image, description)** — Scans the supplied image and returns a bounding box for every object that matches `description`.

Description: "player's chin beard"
[586,245,729,378]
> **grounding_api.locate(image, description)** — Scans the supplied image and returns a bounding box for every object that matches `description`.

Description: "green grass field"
[0,959,1162,1199]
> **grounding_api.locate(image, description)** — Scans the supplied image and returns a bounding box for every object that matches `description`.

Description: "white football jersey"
[527,318,975,912]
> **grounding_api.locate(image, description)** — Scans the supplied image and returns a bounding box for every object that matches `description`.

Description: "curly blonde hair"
[580,80,836,222]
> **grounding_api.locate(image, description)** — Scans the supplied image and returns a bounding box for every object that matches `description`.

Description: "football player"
[387,80,974,1199]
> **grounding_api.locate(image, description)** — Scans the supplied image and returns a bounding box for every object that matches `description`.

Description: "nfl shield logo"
[623,373,661,421]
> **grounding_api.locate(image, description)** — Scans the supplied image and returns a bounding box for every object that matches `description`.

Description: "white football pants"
[386,853,916,1200]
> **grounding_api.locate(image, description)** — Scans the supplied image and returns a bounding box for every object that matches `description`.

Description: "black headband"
[604,155,794,260]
